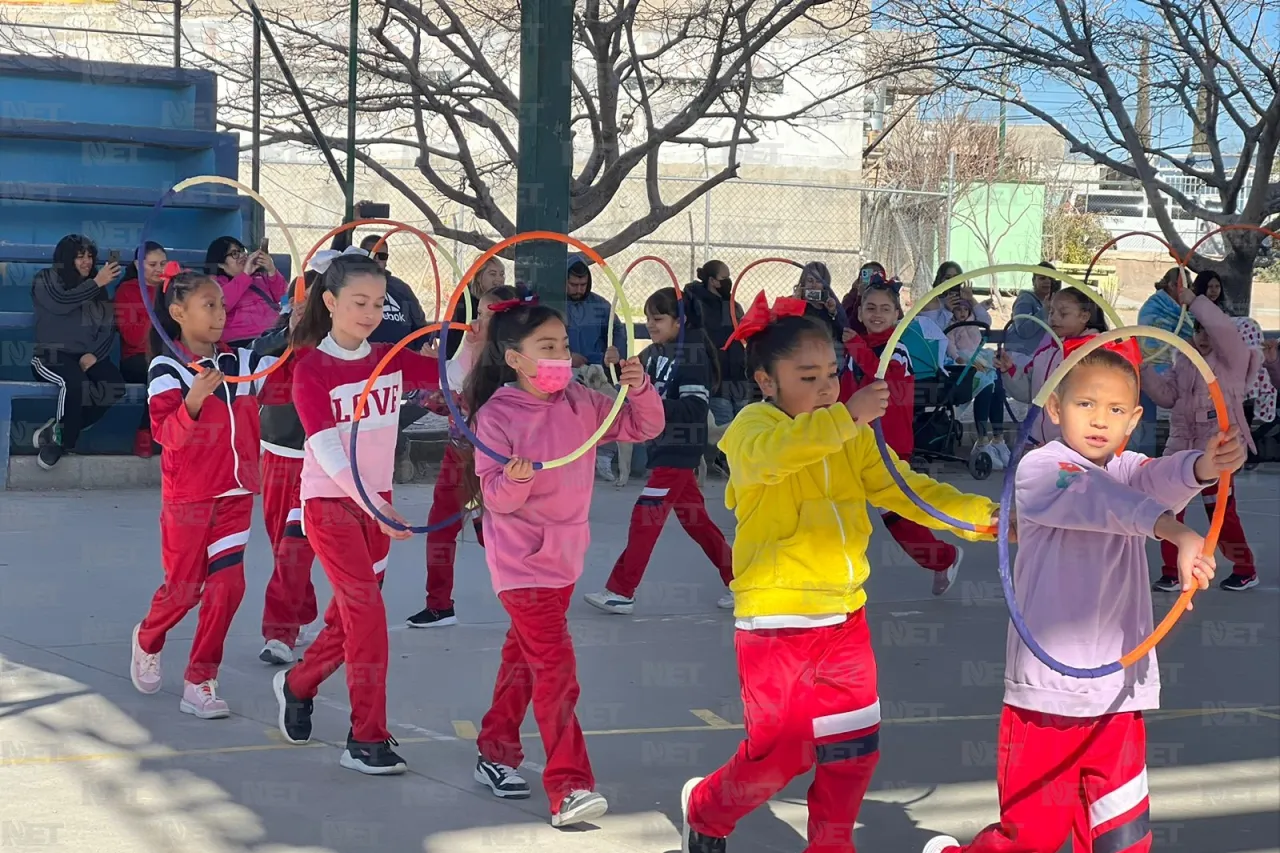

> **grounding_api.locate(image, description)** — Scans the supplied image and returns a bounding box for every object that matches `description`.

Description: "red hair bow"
[489,294,538,313]
[723,292,808,350]
[1062,335,1141,369]
[159,260,186,292]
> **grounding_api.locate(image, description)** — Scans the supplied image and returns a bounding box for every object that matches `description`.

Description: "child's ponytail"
[291,254,384,348]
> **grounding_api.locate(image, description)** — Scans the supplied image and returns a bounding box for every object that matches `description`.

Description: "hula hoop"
[1005,313,1062,351]
[1001,325,1229,678]
[871,264,1123,533]
[137,175,305,384]
[346,321,472,534]
[618,255,685,376]
[1085,230,1188,363]
[729,257,804,328]
[368,225,457,324]
[360,231,637,474]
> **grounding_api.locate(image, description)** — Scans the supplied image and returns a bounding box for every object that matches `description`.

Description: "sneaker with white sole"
[922,836,961,853]
[933,546,963,596]
[991,440,1012,467]
[295,622,322,647]
[339,731,407,775]
[32,417,56,450]
[551,789,609,827]
[1151,576,1181,593]
[259,639,294,665]
[595,457,616,484]
[406,606,458,628]
[681,776,727,852]
[583,590,635,615]
[273,669,313,744]
[179,680,230,719]
[716,591,734,610]
[474,757,531,799]
[1220,574,1259,591]
[129,623,162,694]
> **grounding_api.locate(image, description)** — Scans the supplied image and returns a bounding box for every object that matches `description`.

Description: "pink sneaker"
[130,623,162,694]
[179,680,230,719]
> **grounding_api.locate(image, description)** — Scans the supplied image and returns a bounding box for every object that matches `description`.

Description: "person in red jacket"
[129,266,278,719]
[114,241,168,457]
[839,279,965,596]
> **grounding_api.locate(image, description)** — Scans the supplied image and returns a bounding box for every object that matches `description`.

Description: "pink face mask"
[517,355,573,394]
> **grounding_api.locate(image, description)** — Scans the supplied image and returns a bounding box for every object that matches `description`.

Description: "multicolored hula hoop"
[728,257,804,328]
[1084,229,1188,363]
[137,175,305,383]
[873,263,1124,533]
[618,255,685,374]
[1001,326,1229,678]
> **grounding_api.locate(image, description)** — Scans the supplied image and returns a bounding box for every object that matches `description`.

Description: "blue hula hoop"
[347,412,468,535]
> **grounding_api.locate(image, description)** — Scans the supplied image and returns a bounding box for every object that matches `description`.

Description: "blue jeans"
[972,375,1006,437]
[1134,390,1159,456]
[708,396,749,426]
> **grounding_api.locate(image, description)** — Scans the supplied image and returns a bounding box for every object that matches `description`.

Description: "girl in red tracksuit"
[583,286,735,616]
[271,253,441,776]
[129,268,276,720]
[405,285,521,628]
[839,280,965,596]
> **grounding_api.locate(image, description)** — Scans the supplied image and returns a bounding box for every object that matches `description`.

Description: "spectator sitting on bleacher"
[30,233,127,471]
[114,240,167,458]
[207,235,288,346]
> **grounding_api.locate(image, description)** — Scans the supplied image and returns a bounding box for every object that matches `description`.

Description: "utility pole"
[344,0,358,223]
[514,0,573,314]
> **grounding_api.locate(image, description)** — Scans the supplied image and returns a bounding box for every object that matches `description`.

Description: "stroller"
[902,320,996,480]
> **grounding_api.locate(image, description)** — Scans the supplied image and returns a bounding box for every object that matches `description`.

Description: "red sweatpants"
[606,467,734,598]
[138,495,253,683]
[261,452,318,646]
[424,443,483,610]
[1159,480,1255,579]
[477,585,592,815]
[285,496,392,743]
[881,511,956,573]
[689,611,881,851]
[947,705,1150,853]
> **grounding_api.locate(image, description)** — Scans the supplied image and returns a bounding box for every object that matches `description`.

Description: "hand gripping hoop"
[872,264,1124,533]
[138,175,305,383]
[1001,325,1229,678]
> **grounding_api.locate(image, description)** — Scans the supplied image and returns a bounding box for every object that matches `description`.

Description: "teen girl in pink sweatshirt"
[923,341,1247,853]
[462,295,664,827]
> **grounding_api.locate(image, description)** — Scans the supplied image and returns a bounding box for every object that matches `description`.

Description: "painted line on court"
[452,720,479,739]
[2,705,1273,768]
[690,709,735,728]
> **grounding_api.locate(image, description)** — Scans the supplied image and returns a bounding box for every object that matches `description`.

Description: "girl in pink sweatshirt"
[995,288,1107,445]
[463,296,665,827]
[923,342,1247,853]
[206,236,290,346]
[1141,287,1263,591]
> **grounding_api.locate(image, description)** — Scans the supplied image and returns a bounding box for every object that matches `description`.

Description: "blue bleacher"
[0,54,287,486]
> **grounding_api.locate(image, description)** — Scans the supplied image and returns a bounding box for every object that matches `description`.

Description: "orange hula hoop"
[366,225,444,321]
[351,321,470,422]
[728,257,804,328]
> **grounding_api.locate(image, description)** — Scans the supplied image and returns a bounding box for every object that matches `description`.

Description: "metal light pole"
[344,0,359,223]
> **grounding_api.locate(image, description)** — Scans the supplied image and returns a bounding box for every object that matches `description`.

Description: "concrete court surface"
[0,464,1277,853]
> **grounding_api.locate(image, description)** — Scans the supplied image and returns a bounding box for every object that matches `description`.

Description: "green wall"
[948,182,1045,294]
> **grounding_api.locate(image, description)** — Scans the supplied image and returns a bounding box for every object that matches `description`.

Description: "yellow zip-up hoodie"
[721,401,998,620]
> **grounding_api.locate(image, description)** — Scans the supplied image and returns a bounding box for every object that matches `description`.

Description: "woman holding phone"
[206,235,289,346]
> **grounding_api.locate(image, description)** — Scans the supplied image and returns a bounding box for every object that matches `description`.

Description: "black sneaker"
[32,418,57,450]
[551,789,609,827]
[405,607,457,628]
[272,670,313,744]
[37,443,63,471]
[339,731,407,775]
[1151,576,1181,593]
[474,757,531,799]
[1220,574,1259,592]
[681,777,727,852]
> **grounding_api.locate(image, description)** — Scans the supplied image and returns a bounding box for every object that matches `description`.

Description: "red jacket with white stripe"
[148,347,277,504]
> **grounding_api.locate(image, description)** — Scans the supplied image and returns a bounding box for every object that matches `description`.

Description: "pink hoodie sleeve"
[1015,446,1171,537]
[1111,449,1205,515]
[1139,361,1180,410]
[1191,295,1254,386]
[262,269,288,300]
[218,272,255,310]
[594,377,667,444]
[474,410,535,514]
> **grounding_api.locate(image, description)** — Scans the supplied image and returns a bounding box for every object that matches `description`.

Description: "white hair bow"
[308,245,369,274]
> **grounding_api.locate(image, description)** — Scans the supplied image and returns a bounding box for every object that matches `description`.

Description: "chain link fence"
[249,158,951,321]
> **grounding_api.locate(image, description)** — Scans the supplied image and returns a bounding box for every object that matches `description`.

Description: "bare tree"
[886,0,1279,308]
[0,0,937,258]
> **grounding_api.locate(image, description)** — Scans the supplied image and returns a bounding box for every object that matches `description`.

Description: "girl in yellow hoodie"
[679,294,999,853]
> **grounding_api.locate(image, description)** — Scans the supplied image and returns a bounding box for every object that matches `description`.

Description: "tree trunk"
[1217,250,1255,315]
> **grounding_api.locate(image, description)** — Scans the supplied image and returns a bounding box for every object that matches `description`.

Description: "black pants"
[30,351,128,449]
[119,354,152,430]
[397,402,430,458]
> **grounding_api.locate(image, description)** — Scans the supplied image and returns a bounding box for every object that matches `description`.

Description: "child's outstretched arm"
[474,414,535,514]
[996,349,1035,402]
[722,403,859,487]
[1016,448,1172,535]
[597,358,666,443]
[1113,447,1210,516]
[1188,293,1259,383]
[392,345,442,392]
[852,429,997,540]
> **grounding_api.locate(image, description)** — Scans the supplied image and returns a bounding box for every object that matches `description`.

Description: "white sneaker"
[179,680,230,719]
[259,639,294,666]
[583,590,635,615]
[551,789,609,827]
[595,457,616,484]
[716,591,734,610]
[129,623,162,695]
[923,836,961,853]
[296,621,323,647]
[991,439,1012,467]
[933,546,963,596]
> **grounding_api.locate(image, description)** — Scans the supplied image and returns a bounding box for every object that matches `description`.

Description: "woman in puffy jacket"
[206,235,288,346]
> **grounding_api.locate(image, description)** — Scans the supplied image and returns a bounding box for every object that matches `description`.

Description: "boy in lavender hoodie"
[924,341,1247,853]
[461,295,665,827]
